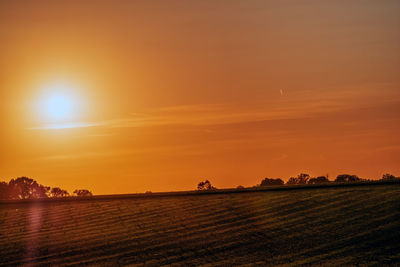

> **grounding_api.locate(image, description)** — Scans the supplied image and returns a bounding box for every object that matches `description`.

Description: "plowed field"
[1,184,399,266]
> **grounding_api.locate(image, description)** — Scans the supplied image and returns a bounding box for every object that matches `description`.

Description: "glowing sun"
[37,82,81,122]
[44,93,74,120]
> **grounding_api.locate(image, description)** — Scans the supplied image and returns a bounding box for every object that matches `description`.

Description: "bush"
[381,173,398,180]
[73,189,93,197]
[50,187,70,197]
[260,178,284,186]
[286,173,310,185]
[335,174,361,183]
[308,176,330,184]
[197,180,216,190]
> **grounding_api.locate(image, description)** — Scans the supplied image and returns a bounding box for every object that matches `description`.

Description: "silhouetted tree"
[308,176,330,184]
[237,185,244,189]
[8,177,49,199]
[286,173,310,185]
[197,180,216,190]
[381,173,397,180]
[335,174,361,183]
[0,181,9,200]
[73,189,93,197]
[50,187,70,198]
[260,178,284,186]
[0,177,93,200]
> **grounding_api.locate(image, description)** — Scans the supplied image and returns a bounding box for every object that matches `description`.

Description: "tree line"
[198,173,400,190]
[2,173,398,199]
[0,177,92,200]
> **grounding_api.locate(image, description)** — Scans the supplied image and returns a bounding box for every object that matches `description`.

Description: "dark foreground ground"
[0,184,399,266]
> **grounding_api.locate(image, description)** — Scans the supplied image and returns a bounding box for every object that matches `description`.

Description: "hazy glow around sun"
[37,82,81,122]
[44,93,73,120]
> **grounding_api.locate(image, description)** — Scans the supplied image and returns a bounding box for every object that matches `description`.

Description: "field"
[0,183,399,266]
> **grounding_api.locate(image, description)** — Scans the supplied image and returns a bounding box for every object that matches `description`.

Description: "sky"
[0,0,399,194]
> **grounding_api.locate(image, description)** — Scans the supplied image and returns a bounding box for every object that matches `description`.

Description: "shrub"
[50,187,70,197]
[308,176,330,184]
[286,173,310,185]
[260,178,284,186]
[197,180,216,190]
[381,173,397,180]
[73,189,93,197]
[335,174,361,183]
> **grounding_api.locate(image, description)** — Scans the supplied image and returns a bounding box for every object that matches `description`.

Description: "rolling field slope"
[0,184,399,266]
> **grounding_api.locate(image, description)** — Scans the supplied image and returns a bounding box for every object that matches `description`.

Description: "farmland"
[0,183,399,266]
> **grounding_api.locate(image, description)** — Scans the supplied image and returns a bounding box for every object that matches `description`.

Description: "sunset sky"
[1,0,399,194]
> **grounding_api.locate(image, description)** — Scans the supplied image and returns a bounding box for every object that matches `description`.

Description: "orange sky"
[1,0,399,194]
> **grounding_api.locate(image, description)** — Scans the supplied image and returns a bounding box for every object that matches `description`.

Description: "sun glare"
[37,82,81,123]
[44,93,73,120]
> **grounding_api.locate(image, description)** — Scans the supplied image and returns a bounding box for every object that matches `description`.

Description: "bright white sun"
[44,93,73,120]
[37,82,81,122]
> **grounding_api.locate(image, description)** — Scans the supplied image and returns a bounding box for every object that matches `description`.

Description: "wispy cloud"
[28,84,400,131]
[27,122,100,130]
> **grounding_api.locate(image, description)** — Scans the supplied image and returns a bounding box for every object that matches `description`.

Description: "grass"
[0,182,399,266]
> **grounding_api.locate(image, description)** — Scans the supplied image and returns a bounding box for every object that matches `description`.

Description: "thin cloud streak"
[28,85,400,130]
[28,122,100,130]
